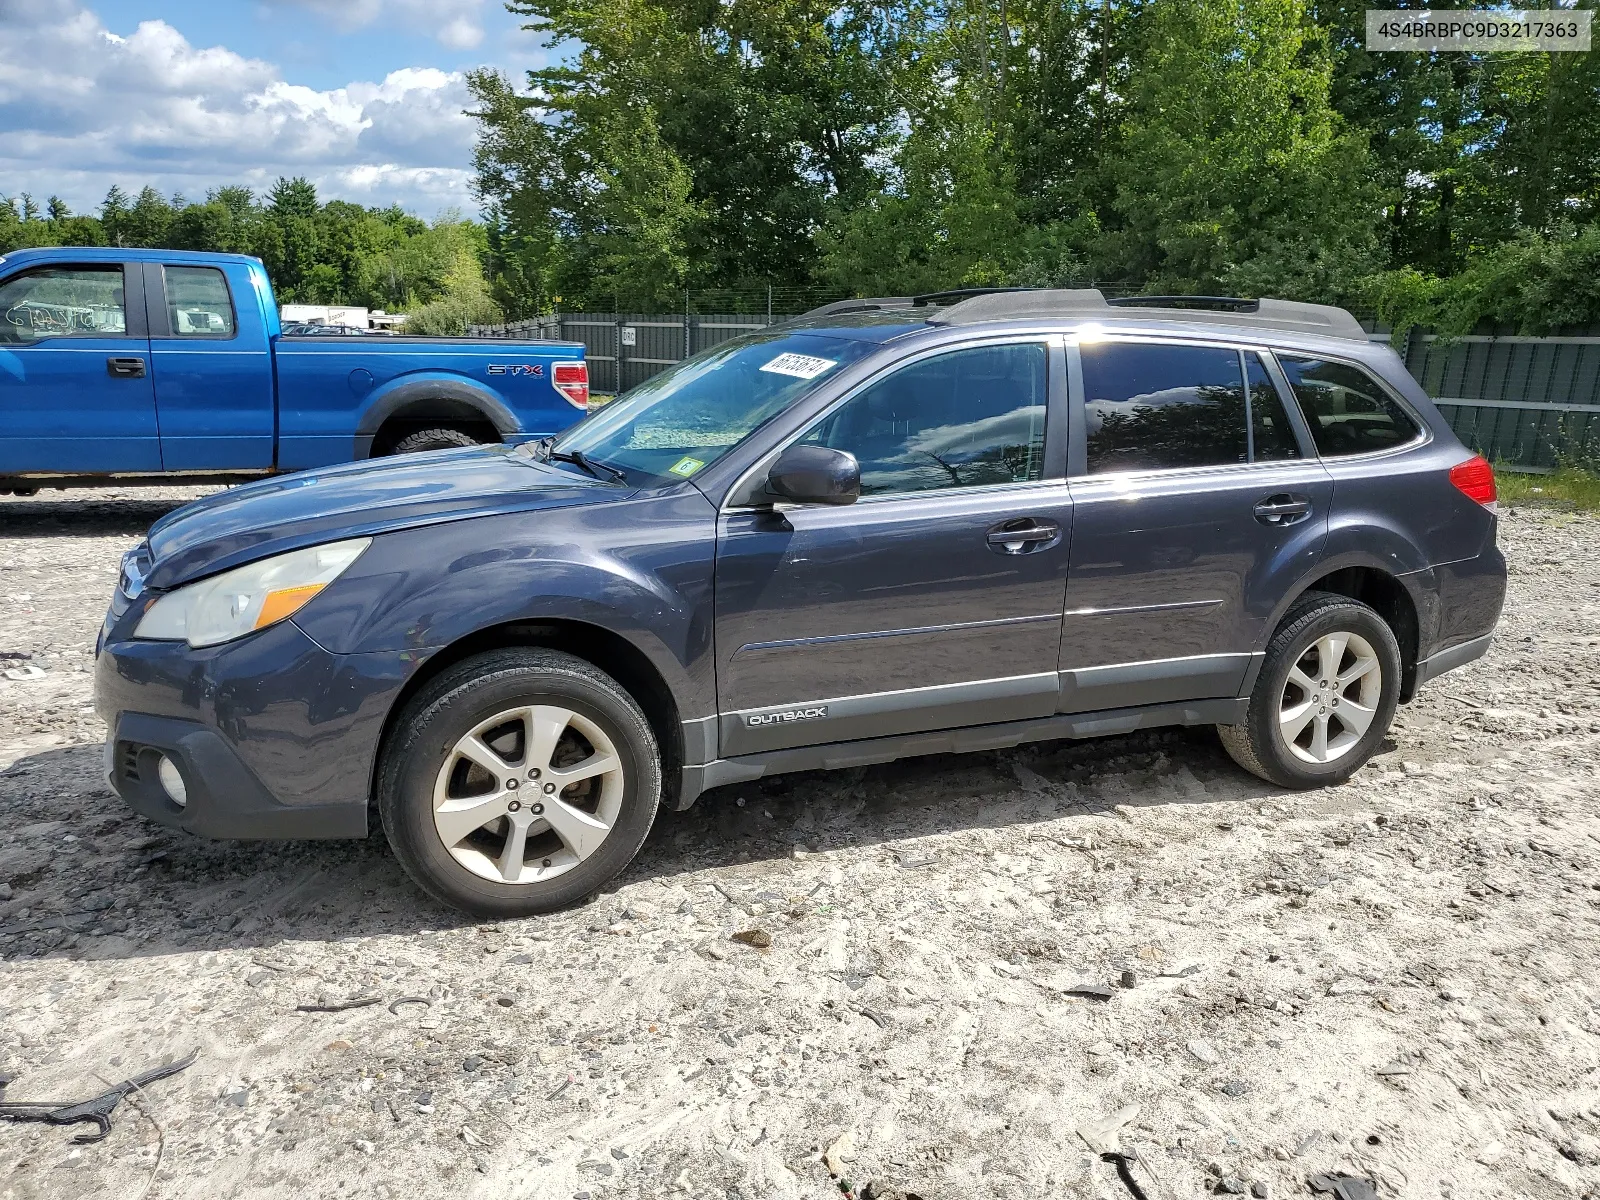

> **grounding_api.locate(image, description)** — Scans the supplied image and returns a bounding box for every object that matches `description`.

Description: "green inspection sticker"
[667,456,706,477]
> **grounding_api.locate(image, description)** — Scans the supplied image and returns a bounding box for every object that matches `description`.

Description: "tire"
[1217,591,1401,789]
[390,427,481,455]
[378,648,662,917]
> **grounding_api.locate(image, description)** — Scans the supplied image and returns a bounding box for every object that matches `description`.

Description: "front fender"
[290,492,720,719]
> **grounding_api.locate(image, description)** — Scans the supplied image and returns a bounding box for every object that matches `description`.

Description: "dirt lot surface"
[1,488,1598,1200]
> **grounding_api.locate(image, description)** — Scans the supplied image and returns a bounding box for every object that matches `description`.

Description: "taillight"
[1449,454,1497,507]
[553,361,589,410]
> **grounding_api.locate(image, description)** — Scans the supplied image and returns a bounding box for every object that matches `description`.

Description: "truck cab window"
[0,266,127,344]
[165,266,235,338]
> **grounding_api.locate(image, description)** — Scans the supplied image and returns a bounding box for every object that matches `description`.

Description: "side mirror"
[767,444,860,506]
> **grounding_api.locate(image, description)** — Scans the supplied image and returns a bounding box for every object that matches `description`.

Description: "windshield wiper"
[549,448,627,483]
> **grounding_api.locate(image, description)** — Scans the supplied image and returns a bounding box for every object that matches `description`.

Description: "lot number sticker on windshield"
[668,456,706,477]
[759,352,837,380]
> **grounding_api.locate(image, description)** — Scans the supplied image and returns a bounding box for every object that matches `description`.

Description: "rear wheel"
[390,427,481,455]
[378,648,661,916]
[1218,592,1401,789]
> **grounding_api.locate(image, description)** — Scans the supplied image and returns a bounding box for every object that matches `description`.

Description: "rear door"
[0,261,158,474]
[1059,338,1332,712]
[714,338,1074,757]
[145,261,274,470]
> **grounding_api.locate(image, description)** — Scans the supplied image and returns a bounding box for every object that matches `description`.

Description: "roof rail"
[794,297,913,321]
[926,288,1367,341]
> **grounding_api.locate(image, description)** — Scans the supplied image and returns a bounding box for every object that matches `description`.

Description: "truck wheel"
[378,648,661,917]
[390,428,480,455]
[1217,592,1401,790]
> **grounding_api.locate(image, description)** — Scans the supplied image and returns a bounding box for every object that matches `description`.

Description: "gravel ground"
[1,488,1598,1200]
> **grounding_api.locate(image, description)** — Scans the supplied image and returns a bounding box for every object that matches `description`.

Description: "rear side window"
[801,342,1047,495]
[165,266,235,338]
[1277,356,1420,456]
[0,266,127,343]
[1082,342,1249,473]
[1246,352,1303,462]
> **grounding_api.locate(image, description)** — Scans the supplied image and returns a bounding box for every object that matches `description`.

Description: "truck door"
[0,261,159,475]
[144,261,274,470]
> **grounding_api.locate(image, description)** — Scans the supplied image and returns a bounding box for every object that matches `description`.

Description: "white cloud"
[263,0,487,49]
[0,1,481,217]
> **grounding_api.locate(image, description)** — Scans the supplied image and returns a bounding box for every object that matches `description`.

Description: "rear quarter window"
[1277,356,1421,457]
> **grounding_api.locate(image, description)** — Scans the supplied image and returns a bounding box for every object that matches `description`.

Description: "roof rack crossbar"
[793,297,913,322]
[1105,295,1260,312]
[911,287,1033,306]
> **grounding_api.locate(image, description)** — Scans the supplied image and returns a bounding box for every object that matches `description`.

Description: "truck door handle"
[986,518,1061,554]
[1253,493,1312,525]
[107,357,147,379]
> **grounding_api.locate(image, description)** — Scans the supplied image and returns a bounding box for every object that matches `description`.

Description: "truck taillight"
[553,362,589,410]
[1450,454,1497,508]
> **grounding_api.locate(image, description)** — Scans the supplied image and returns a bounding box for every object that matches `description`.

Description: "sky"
[0,0,557,221]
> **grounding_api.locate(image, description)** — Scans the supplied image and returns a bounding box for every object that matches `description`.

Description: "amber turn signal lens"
[253,583,326,629]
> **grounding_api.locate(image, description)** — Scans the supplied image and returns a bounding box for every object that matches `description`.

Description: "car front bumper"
[95,618,433,840]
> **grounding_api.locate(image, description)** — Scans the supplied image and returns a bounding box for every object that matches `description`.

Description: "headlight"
[135,538,371,648]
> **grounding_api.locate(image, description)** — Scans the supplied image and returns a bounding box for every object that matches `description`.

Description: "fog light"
[156,755,187,807]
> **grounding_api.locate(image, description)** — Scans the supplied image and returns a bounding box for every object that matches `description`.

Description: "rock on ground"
[1,488,1598,1200]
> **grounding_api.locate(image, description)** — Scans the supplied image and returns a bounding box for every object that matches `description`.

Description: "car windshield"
[548,330,877,484]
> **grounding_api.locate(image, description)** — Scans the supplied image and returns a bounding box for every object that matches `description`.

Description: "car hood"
[144,446,631,590]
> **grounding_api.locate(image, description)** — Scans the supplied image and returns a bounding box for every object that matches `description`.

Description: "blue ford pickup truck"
[0,246,588,493]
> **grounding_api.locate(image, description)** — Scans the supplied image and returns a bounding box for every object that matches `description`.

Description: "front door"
[1060,339,1333,712]
[0,261,159,474]
[715,339,1073,757]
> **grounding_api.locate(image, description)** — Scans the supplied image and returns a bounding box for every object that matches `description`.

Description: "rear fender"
[354,375,517,457]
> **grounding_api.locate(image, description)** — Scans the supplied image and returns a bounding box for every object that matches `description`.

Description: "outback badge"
[746,705,829,728]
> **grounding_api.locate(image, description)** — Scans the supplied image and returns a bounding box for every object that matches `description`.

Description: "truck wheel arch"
[356,378,517,459]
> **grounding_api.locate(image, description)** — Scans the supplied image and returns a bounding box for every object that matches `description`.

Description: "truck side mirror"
[767,444,860,506]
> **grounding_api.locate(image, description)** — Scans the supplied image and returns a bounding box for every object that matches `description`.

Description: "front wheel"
[378,648,661,916]
[1218,592,1401,789]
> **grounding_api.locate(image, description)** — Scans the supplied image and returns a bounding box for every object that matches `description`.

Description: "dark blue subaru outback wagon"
[96,290,1507,916]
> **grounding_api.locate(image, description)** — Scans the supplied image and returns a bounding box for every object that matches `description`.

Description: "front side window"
[1083,342,1249,473]
[165,266,235,337]
[0,266,127,344]
[1277,356,1421,457]
[800,343,1048,496]
[551,331,878,484]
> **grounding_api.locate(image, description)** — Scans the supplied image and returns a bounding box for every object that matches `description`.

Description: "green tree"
[1109,0,1378,300]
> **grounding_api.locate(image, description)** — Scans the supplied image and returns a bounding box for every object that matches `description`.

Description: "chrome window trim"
[721,332,1063,513]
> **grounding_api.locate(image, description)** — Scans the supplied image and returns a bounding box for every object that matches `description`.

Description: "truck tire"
[390,427,481,455]
[1217,591,1401,790]
[378,648,662,917]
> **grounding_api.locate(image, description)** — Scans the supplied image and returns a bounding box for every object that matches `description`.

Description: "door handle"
[107,357,147,379]
[986,518,1061,554]
[1253,493,1312,526]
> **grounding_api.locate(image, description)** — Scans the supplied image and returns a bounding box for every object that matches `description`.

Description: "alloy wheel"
[432,704,625,884]
[1277,631,1383,765]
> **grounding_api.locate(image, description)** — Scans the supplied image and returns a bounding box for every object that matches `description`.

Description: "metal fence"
[471,313,784,395]
[1386,330,1600,471]
[474,313,1600,471]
